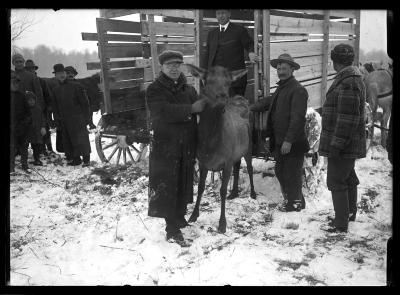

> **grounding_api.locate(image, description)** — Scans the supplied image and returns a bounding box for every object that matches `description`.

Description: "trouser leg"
[331,190,349,229]
[283,155,304,204]
[32,143,42,161]
[274,152,286,199]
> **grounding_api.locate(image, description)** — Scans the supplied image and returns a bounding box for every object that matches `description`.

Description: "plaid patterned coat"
[319,66,366,159]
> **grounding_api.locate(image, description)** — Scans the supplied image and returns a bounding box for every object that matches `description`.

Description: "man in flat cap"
[202,9,258,98]
[250,53,309,212]
[25,59,54,156]
[147,50,206,246]
[52,63,91,167]
[319,44,366,233]
[12,53,45,113]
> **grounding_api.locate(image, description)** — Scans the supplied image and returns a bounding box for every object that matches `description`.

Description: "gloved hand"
[191,99,207,113]
[40,127,46,136]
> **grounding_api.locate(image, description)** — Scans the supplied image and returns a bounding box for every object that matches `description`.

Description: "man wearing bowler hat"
[51,63,91,167]
[25,59,54,155]
[250,53,309,212]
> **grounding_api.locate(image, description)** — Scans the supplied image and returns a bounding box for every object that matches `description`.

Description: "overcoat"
[318,66,366,159]
[251,76,310,156]
[27,93,46,144]
[14,69,44,111]
[52,79,91,157]
[146,72,198,218]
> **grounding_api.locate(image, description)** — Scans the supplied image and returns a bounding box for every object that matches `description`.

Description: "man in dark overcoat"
[24,59,54,155]
[147,50,206,244]
[201,9,258,97]
[319,44,366,233]
[12,54,44,112]
[250,53,309,212]
[10,70,32,172]
[52,64,91,167]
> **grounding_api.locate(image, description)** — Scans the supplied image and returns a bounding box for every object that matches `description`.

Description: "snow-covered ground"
[9,113,392,286]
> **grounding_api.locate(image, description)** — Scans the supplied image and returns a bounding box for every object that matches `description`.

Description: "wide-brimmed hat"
[158,50,184,65]
[52,63,65,73]
[270,53,300,70]
[64,66,78,76]
[24,59,39,70]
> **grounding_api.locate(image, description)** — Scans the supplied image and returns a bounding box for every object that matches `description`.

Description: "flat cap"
[12,53,25,63]
[158,50,184,65]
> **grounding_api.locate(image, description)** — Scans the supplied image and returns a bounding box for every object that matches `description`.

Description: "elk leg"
[188,165,208,223]
[244,152,257,199]
[218,165,233,233]
[227,161,240,199]
[381,109,390,148]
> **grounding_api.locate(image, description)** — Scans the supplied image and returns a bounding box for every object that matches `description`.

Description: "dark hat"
[270,53,300,70]
[53,63,65,74]
[158,50,184,65]
[330,43,355,65]
[24,59,39,70]
[12,53,25,63]
[65,66,78,76]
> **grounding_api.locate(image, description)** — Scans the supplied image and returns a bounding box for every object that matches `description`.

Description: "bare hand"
[40,127,46,136]
[280,141,292,155]
[191,99,207,113]
[249,52,259,63]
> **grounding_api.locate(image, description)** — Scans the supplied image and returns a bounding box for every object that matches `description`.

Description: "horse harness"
[376,69,393,99]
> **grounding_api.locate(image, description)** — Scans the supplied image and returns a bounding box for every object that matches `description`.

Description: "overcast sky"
[11,9,388,55]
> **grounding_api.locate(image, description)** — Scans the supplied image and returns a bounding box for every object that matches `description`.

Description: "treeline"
[359,48,392,67]
[14,44,99,78]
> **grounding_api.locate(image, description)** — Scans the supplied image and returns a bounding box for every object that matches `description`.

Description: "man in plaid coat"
[319,44,366,233]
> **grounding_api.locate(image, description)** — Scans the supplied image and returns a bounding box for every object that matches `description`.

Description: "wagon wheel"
[95,118,148,166]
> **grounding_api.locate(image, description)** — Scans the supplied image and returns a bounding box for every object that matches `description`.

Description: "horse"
[185,64,256,233]
[359,63,392,147]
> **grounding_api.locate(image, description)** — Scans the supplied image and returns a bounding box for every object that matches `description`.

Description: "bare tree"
[10,9,42,54]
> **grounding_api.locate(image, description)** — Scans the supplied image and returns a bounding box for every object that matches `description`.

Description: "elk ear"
[185,64,207,80]
[230,69,247,82]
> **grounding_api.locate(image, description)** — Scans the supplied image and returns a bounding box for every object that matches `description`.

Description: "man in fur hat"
[249,53,309,212]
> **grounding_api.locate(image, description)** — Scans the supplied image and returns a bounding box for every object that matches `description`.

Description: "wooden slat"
[86,56,195,71]
[304,79,334,109]
[263,9,270,98]
[270,39,355,59]
[270,15,355,35]
[354,10,361,66]
[194,9,202,93]
[202,9,254,21]
[122,9,194,19]
[82,32,142,42]
[100,9,142,19]
[321,11,330,107]
[141,76,196,91]
[284,9,357,19]
[110,79,142,90]
[104,43,144,58]
[148,14,159,79]
[141,21,195,36]
[253,10,260,104]
[100,18,142,34]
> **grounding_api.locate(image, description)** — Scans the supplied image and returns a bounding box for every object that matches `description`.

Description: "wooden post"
[321,10,330,108]
[354,10,361,66]
[96,18,112,114]
[194,9,203,93]
[253,10,260,105]
[262,9,270,98]
[148,14,160,79]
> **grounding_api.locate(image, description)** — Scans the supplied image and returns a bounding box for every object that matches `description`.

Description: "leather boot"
[348,186,357,221]
[331,190,349,230]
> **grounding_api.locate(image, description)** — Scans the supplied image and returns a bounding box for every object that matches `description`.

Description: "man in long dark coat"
[24,59,54,155]
[319,44,366,233]
[202,9,258,97]
[250,53,309,212]
[52,64,91,167]
[10,70,32,172]
[147,50,206,244]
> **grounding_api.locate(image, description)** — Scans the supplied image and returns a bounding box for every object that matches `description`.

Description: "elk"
[185,64,256,233]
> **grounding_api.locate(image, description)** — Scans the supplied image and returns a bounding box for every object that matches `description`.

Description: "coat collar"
[157,72,187,91]
[328,66,362,93]
[276,75,295,89]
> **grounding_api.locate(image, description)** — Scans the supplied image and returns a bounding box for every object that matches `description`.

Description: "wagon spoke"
[126,148,136,163]
[123,148,127,166]
[107,145,119,162]
[130,144,141,154]
[103,140,118,150]
[116,148,122,166]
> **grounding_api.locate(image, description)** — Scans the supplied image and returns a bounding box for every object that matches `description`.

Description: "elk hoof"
[250,191,257,200]
[188,213,198,223]
[218,221,227,233]
[227,191,238,200]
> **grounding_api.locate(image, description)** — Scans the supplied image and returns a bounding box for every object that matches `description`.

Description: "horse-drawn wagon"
[81,9,364,166]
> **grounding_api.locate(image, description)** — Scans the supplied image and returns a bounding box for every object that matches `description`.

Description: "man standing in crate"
[319,44,366,233]
[202,9,258,97]
[146,50,206,246]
